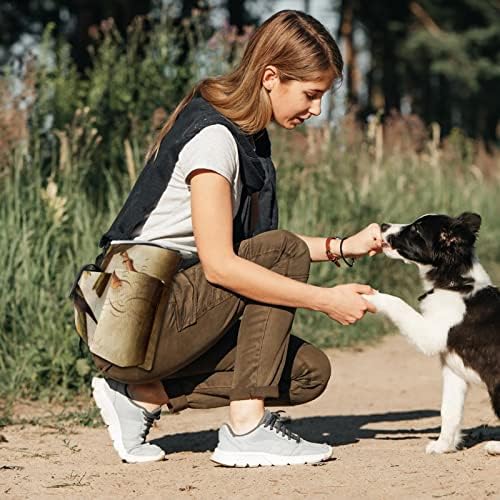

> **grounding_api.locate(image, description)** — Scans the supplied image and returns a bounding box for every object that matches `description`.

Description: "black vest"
[99,97,278,251]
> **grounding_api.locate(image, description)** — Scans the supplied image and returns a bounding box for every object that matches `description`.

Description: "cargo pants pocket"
[172,271,198,331]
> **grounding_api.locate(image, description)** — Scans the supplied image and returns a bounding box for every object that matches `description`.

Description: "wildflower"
[41,179,67,224]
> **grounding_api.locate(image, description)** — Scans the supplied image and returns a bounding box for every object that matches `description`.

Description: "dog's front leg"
[426,364,468,454]
[362,292,446,355]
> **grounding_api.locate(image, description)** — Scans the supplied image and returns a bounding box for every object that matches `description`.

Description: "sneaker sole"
[91,377,165,464]
[210,447,333,467]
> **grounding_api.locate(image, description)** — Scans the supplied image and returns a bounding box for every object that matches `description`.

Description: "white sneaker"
[92,377,165,463]
[211,410,333,467]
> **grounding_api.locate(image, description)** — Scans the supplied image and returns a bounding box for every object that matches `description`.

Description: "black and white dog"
[363,212,499,455]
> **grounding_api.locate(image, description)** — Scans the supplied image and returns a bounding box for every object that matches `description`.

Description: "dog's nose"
[381,223,391,232]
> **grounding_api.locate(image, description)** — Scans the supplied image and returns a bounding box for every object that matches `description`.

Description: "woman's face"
[263,69,334,129]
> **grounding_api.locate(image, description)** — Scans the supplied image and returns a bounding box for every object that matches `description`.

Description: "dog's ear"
[456,212,481,235]
[439,229,461,248]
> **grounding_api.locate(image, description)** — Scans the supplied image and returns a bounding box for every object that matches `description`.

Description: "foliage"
[398,0,500,141]
[334,0,499,143]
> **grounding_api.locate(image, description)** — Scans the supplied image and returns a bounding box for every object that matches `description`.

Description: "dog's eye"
[411,224,423,236]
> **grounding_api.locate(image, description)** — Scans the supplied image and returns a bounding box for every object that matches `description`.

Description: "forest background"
[0,0,498,403]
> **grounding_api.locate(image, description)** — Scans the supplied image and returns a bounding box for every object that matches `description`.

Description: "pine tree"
[400,0,500,143]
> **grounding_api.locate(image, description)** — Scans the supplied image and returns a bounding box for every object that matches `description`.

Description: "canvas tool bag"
[70,243,181,370]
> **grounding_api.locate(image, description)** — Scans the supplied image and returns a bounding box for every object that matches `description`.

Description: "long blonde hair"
[146,10,343,161]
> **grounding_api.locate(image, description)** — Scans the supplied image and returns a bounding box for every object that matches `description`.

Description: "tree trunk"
[436,75,451,136]
[338,0,360,106]
[382,31,400,113]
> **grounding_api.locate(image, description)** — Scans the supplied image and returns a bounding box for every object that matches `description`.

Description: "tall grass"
[0,12,499,400]
[0,149,127,400]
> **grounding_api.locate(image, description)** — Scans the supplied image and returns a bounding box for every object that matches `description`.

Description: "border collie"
[363,212,499,455]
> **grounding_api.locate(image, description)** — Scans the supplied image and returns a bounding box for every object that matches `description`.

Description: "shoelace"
[264,411,300,443]
[140,410,161,441]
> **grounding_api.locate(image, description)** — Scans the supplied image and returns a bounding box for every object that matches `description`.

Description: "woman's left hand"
[343,223,383,258]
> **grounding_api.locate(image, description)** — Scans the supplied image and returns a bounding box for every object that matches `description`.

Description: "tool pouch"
[70,243,181,370]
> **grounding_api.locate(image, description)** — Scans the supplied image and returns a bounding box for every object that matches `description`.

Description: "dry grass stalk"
[124,139,136,185]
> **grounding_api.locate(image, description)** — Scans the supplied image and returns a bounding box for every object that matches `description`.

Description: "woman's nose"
[381,223,391,232]
[309,99,321,116]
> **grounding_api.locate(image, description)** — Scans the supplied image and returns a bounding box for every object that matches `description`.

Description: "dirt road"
[1,335,498,499]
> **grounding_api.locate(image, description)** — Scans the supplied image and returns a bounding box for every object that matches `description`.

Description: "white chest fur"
[419,290,466,333]
[408,290,467,355]
[363,288,467,356]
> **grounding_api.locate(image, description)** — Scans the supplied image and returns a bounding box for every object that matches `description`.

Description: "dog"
[363,212,499,455]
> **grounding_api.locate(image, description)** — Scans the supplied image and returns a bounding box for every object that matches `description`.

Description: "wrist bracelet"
[325,237,341,267]
[340,237,355,267]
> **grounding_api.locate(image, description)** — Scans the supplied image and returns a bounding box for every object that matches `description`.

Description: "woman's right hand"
[318,284,377,325]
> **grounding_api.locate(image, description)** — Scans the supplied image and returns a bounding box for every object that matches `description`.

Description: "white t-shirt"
[131,124,242,257]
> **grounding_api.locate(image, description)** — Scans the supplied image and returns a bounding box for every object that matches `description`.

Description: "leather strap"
[325,237,341,267]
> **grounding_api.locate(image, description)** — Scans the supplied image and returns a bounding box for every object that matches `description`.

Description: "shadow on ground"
[151,409,461,454]
[462,425,500,449]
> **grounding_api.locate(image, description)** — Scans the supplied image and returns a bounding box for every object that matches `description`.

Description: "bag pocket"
[71,244,181,370]
[87,269,163,368]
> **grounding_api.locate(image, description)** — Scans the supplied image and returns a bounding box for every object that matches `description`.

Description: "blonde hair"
[146,10,343,161]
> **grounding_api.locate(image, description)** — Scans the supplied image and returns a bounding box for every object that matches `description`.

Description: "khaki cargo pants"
[94,230,331,412]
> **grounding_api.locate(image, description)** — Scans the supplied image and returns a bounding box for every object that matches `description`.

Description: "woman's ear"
[262,65,279,92]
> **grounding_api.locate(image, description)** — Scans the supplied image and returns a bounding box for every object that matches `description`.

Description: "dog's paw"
[425,440,457,455]
[362,291,387,312]
[452,432,463,450]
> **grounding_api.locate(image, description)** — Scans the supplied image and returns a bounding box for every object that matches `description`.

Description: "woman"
[90,9,382,466]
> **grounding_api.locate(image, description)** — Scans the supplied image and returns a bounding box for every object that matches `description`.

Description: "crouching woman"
[86,10,382,466]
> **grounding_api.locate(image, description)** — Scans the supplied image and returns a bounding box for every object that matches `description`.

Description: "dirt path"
[1,335,499,499]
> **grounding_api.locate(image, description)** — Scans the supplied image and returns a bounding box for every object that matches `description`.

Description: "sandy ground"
[0,335,499,499]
